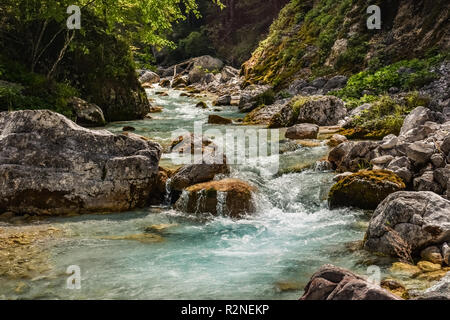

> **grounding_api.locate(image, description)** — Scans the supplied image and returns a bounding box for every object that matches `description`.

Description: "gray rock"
[400,107,434,136]
[442,243,450,265]
[68,97,106,127]
[170,163,230,192]
[139,70,160,84]
[333,172,353,182]
[288,79,308,95]
[364,191,450,259]
[310,77,327,89]
[220,66,239,83]
[328,142,354,170]
[214,95,232,106]
[406,142,435,165]
[393,167,414,184]
[300,264,400,300]
[371,155,394,166]
[349,103,372,118]
[380,135,398,150]
[431,153,446,168]
[420,246,444,265]
[323,76,348,91]
[285,123,319,140]
[336,141,379,172]
[327,134,347,147]
[192,55,223,72]
[433,165,450,189]
[296,95,347,126]
[415,272,450,300]
[299,86,318,95]
[0,110,162,215]
[441,135,450,155]
[413,171,443,194]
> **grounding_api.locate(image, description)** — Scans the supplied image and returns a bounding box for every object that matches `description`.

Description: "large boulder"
[68,97,106,127]
[364,191,450,259]
[175,179,255,218]
[192,55,224,72]
[139,70,160,85]
[328,170,406,210]
[0,110,162,215]
[268,95,346,128]
[243,101,287,125]
[300,264,400,300]
[295,95,347,126]
[285,123,319,140]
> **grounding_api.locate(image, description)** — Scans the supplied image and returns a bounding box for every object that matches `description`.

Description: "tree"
[1,0,223,78]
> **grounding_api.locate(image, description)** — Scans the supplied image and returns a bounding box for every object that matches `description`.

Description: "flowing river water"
[0,86,392,300]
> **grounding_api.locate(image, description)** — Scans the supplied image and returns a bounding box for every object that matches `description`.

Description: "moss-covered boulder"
[328,170,406,210]
[175,179,255,218]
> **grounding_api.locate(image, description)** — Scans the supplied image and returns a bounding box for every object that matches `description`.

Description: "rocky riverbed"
[0,56,449,299]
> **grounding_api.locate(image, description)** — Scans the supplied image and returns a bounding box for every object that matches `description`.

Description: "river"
[0,86,384,299]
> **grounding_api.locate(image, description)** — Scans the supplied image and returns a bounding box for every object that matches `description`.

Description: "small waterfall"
[216,191,227,216]
[177,190,189,212]
[195,190,207,214]
[163,178,173,206]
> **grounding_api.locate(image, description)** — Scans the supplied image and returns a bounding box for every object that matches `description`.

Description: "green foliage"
[0,56,77,117]
[335,55,445,99]
[178,29,215,58]
[342,94,428,139]
[254,89,276,107]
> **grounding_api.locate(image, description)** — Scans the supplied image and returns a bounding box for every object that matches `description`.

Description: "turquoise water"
[1,86,376,300]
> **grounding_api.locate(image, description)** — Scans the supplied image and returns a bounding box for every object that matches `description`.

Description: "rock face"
[328,170,406,210]
[364,191,450,259]
[300,264,400,300]
[175,179,255,218]
[285,123,319,140]
[0,110,162,215]
[68,97,106,127]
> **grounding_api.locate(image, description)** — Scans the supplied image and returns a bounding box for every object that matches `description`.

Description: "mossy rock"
[175,179,255,218]
[328,170,406,210]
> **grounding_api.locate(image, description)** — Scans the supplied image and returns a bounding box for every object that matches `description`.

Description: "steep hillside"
[157,0,289,66]
[242,0,450,88]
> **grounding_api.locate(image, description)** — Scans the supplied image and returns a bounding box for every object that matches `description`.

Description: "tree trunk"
[47,30,76,80]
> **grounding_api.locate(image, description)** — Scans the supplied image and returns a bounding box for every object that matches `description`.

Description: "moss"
[340,94,427,139]
[328,170,405,210]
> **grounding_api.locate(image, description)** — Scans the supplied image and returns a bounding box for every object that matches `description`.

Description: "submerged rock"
[300,264,400,300]
[0,110,162,215]
[328,170,405,210]
[175,179,255,218]
[208,114,232,125]
[364,191,450,259]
